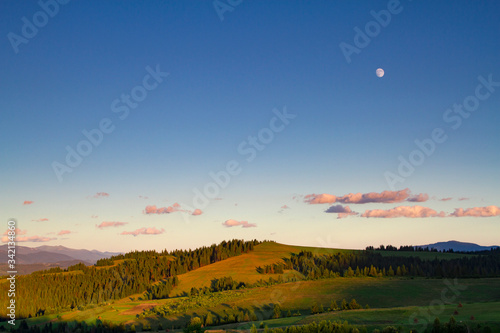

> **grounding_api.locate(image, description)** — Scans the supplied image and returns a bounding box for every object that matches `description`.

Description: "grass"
[225,302,500,332]
[171,242,356,296]
[2,242,498,331]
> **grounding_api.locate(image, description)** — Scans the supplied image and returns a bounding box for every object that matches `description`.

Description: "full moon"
[376,68,385,78]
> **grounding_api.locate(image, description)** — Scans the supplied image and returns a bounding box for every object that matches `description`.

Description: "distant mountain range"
[417,240,499,252]
[0,244,121,275]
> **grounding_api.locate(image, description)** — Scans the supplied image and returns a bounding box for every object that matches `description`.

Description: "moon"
[376,68,385,78]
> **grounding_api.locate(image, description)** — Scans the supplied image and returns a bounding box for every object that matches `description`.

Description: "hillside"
[2,240,500,332]
[171,242,355,296]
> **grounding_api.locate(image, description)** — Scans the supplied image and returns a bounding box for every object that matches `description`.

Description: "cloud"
[458,197,469,201]
[281,205,290,209]
[120,227,165,236]
[91,215,98,219]
[32,218,49,222]
[325,205,358,219]
[96,221,128,229]
[304,193,337,204]
[57,230,71,235]
[144,203,184,214]
[192,209,203,216]
[304,189,427,205]
[23,200,34,205]
[222,219,257,228]
[407,193,429,202]
[440,197,452,201]
[2,228,27,236]
[139,195,149,199]
[1,235,56,243]
[92,192,109,198]
[449,205,500,217]
[361,205,445,218]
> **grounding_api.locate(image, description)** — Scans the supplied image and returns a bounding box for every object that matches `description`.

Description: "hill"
[171,242,355,296]
[417,240,500,252]
[0,244,121,264]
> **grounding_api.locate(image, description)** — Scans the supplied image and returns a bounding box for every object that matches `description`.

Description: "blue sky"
[1,0,499,252]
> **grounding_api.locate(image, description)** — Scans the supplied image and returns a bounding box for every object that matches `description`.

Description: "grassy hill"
[171,242,355,296]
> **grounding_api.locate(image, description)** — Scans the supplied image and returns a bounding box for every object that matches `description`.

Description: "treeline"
[367,244,500,255]
[0,239,260,320]
[276,250,500,280]
[366,244,439,252]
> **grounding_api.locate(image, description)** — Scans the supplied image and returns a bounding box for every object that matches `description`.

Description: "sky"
[0,0,499,252]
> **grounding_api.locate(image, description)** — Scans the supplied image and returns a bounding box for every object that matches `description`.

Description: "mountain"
[417,240,499,252]
[0,244,120,265]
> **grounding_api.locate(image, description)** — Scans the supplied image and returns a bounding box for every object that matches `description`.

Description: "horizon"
[4,239,500,254]
[1,1,499,253]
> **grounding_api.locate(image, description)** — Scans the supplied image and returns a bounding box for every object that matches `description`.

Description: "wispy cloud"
[305,188,427,205]
[32,218,49,222]
[449,205,500,217]
[120,227,165,236]
[144,203,202,215]
[57,230,71,235]
[1,235,56,243]
[97,221,128,229]
[458,197,469,201]
[439,197,452,201]
[361,205,445,218]
[91,192,109,198]
[222,219,256,228]
[23,200,34,205]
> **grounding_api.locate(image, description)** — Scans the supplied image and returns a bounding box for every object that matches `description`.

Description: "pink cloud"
[1,235,56,243]
[92,192,109,198]
[2,228,27,236]
[407,193,429,202]
[458,197,469,201]
[57,230,71,235]
[91,215,98,219]
[97,221,129,229]
[449,205,500,217]
[32,218,49,222]
[361,205,445,218]
[305,189,426,205]
[120,227,165,236]
[281,205,290,209]
[440,197,453,201]
[222,219,257,228]
[192,209,203,216]
[23,200,34,205]
[304,193,337,204]
[144,203,185,214]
